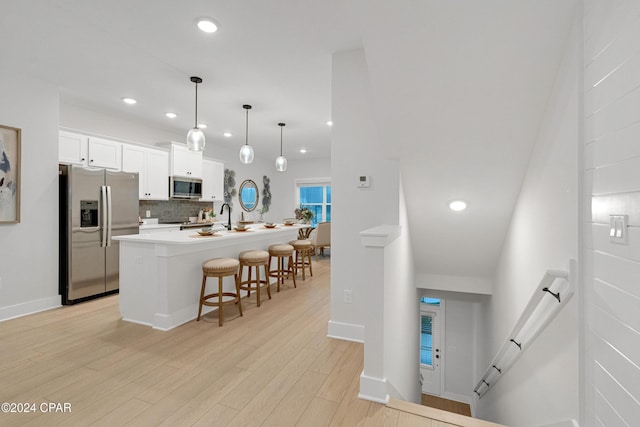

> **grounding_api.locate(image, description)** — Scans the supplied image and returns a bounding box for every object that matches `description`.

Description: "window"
[419,298,440,367]
[296,178,331,227]
[420,314,433,367]
[420,297,441,306]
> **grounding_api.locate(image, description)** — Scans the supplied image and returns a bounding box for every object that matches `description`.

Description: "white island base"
[114,224,304,330]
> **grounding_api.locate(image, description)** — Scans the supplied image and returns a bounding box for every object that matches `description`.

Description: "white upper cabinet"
[200,159,224,202]
[122,145,169,200]
[170,143,202,178]
[59,132,122,170]
[59,131,88,165]
[87,137,122,170]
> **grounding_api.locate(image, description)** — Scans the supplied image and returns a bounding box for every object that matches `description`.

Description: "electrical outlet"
[146,210,151,218]
[344,289,352,304]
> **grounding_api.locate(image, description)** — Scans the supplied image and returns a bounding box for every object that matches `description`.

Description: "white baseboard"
[327,320,364,343]
[537,420,579,427]
[359,371,389,404]
[0,295,61,323]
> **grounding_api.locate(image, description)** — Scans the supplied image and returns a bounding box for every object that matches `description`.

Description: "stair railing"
[473,259,576,398]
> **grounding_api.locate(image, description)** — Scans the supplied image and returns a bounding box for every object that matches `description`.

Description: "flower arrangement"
[294,206,314,224]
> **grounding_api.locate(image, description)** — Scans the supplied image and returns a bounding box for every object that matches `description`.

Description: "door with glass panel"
[420,298,442,395]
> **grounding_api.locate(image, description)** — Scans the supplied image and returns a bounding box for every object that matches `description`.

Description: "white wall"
[583,0,640,424]
[0,72,60,320]
[329,48,400,341]
[475,14,580,426]
[383,176,420,402]
[272,156,331,220]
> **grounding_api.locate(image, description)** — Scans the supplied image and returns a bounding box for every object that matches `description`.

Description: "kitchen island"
[113,224,305,330]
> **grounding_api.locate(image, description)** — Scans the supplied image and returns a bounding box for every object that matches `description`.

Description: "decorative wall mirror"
[238,179,259,211]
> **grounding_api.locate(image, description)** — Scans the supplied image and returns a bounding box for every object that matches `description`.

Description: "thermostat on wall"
[358,175,370,188]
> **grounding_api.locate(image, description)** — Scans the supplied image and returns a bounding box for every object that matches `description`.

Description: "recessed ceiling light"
[165,112,177,119]
[122,97,137,105]
[197,18,218,33]
[300,148,307,154]
[197,123,207,129]
[223,132,232,138]
[449,200,467,211]
[326,121,333,126]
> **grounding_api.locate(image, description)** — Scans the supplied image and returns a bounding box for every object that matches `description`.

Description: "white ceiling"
[353,0,579,278]
[1,0,578,280]
[0,0,361,159]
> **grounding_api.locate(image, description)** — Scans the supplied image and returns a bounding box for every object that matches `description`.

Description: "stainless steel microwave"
[169,176,203,199]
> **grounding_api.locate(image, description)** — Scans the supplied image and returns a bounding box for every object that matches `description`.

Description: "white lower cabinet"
[122,145,169,200]
[200,159,224,202]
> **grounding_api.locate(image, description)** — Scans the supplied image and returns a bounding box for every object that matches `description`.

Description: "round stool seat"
[202,258,239,275]
[288,240,312,249]
[269,244,294,256]
[239,250,269,264]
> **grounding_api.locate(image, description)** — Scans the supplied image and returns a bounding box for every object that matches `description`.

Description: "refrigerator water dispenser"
[80,200,99,227]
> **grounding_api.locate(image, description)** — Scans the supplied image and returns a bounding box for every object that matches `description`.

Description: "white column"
[358,225,401,403]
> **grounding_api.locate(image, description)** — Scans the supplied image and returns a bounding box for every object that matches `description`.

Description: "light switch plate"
[609,215,628,245]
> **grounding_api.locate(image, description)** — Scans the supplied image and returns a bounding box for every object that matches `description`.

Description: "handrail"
[473,259,576,398]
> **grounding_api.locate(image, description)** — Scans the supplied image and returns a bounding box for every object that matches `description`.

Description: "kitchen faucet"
[220,203,231,230]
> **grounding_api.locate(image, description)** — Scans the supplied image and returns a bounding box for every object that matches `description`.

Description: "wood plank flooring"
[422,394,472,417]
[0,258,471,426]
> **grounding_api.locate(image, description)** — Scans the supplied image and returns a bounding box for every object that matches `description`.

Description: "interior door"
[420,309,442,395]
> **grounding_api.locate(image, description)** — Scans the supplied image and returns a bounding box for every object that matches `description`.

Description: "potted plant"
[294,206,314,224]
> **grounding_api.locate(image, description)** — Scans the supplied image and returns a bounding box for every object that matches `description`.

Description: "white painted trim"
[360,225,401,247]
[121,317,153,328]
[294,177,331,185]
[536,420,579,427]
[327,320,364,343]
[416,273,493,295]
[153,303,217,331]
[0,295,61,322]
[386,381,407,402]
[359,371,390,404]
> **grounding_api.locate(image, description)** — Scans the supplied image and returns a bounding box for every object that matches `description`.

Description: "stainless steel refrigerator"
[59,164,139,304]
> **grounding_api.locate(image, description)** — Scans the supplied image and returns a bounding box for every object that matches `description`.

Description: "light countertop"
[117,223,306,245]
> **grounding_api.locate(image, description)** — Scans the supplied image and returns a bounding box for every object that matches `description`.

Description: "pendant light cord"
[194,82,198,128]
[245,108,249,146]
[280,125,283,155]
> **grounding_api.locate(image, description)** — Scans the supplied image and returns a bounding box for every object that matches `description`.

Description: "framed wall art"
[0,124,21,223]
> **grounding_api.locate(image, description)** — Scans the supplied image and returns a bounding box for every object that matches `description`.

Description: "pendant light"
[239,104,254,164]
[275,122,288,172]
[186,76,205,151]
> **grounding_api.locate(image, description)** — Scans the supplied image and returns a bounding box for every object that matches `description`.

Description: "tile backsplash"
[139,200,216,222]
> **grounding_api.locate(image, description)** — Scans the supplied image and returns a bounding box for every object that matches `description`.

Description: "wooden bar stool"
[268,244,296,292]
[288,239,313,280]
[197,257,242,327]
[238,250,270,307]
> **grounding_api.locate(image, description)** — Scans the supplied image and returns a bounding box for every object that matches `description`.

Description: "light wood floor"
[0,258,474,426]
[422,394,472,417]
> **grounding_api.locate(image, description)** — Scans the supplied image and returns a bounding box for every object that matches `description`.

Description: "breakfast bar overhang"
[114,224,304,330]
